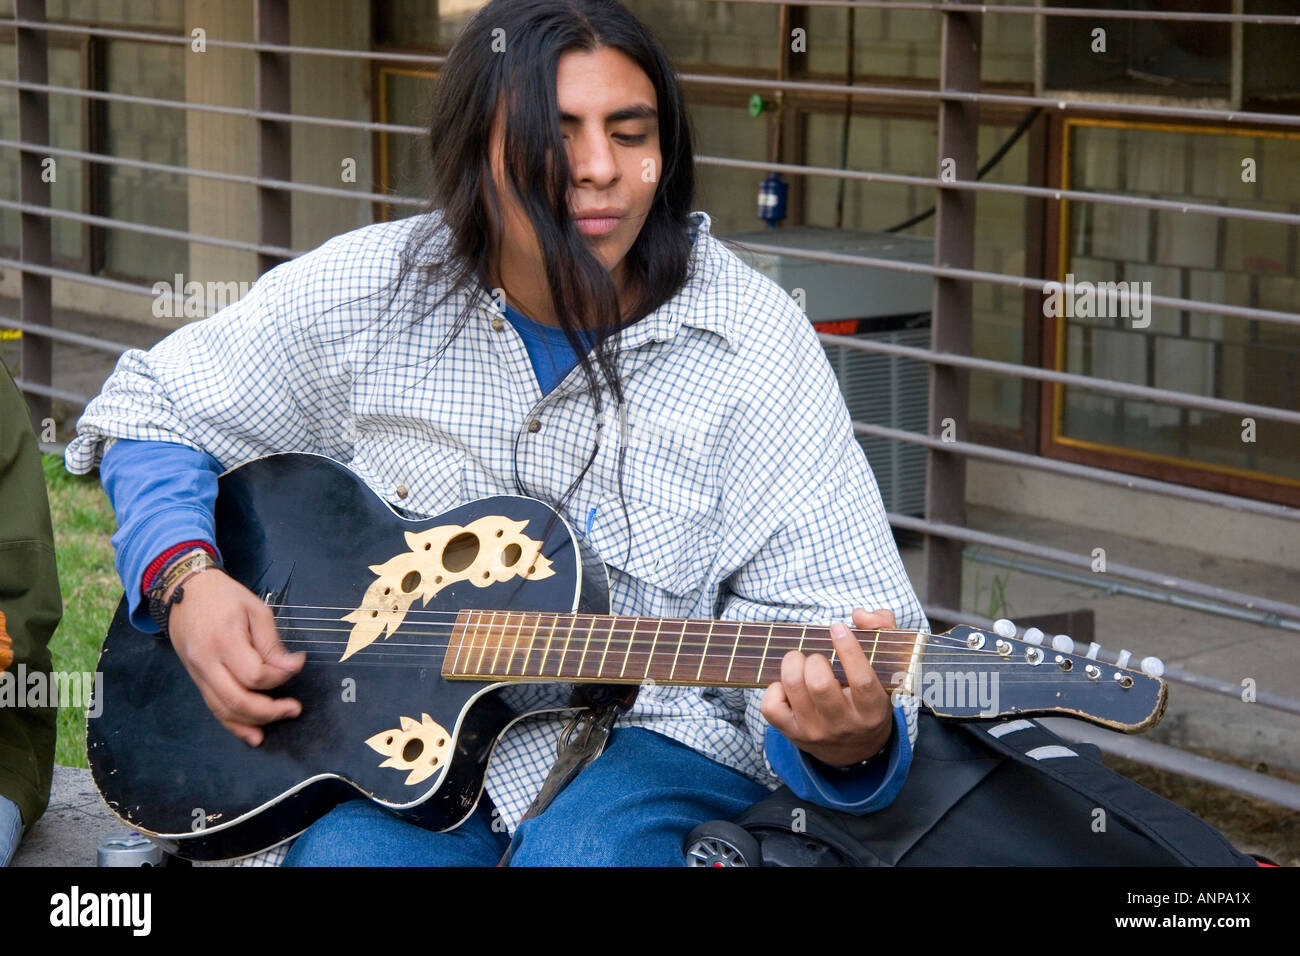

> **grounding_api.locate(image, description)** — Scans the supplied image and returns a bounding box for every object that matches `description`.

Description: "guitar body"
[88,454,1168,862]
[87,453,610,861]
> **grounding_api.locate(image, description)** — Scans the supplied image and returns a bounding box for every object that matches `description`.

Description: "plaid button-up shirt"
[67,209,926,860]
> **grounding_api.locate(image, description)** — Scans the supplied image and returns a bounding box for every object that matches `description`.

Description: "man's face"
[488,45,662,303]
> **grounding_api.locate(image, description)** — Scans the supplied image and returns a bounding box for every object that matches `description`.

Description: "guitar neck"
[444,609,921,688]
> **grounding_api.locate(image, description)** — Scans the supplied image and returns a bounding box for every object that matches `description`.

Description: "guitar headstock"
[895,621,1166,733]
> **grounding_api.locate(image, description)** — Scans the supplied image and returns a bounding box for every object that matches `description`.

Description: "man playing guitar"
[67,0,926,865]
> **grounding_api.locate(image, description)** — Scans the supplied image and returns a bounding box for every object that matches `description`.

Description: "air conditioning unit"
[723,227,933,516]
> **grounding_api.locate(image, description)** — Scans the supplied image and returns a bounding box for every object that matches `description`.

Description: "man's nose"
[569,128,618,186]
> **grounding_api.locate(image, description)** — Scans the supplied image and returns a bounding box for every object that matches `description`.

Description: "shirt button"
[395,484,408,499]
[491,317,504,332]
[527,418,541,433]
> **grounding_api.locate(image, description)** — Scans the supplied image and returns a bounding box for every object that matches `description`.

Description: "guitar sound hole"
[401,570,421,593]
[403,739,423,761]
[443,532,479,572]
[502,543,522,566]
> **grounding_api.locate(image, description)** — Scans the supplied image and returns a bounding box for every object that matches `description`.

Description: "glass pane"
[0,43,85,262]
[1059,122,1300,482]
[690,101,768,235]
[1043,0,1231,99]
[804,6,940,80]
[376,0,491,50]
[982,0,1034,85]
[381,69,437,212]
[46,0,184,29]
[801,112,936,234]
[101,39,188,279]
[625,0,779,72]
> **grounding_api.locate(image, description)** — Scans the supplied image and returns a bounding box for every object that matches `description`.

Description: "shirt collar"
[457,209,737,351]
[626,210,737,351]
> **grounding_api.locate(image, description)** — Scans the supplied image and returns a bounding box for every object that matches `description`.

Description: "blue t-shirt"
[500,302,596,395]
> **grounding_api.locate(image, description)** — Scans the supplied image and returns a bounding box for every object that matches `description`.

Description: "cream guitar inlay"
[340,515,556,661]
[365,713,453,786]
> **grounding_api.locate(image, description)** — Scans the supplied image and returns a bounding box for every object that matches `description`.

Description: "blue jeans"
[283,727,767,866]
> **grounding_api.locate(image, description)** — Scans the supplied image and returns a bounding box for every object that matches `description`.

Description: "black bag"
[714,714,1258,866]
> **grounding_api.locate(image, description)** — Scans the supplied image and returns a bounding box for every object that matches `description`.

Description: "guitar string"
[260,634,1152,685]
[261,614,1143,672]
[264,602,1129,662]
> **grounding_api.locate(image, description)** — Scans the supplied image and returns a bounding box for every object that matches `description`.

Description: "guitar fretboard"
[445,609,921,688]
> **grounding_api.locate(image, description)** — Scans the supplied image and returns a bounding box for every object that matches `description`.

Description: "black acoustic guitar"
[87,453,1167,862]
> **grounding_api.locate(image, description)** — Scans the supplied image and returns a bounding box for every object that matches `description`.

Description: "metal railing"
[3,1,1298,807]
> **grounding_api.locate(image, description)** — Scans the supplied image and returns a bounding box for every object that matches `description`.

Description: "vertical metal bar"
[16,0,53,431]
[255,0,292,275]
[924,2,982,613]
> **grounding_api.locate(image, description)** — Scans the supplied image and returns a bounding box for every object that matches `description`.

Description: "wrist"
[146,547,221,636]
[806,724,895,771]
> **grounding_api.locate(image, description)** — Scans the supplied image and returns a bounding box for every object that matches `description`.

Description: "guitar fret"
[524,613,543,674]
[597,616,615,679]
[696,621,715,682]
[797,625,806,655]
[453,610,472,674]
[576,615,598,679]
[760,621,775,684]
[724,623,741,683]
[870,628,881,665]
[557,614,578,678]
[474,611,496,675]
[619,618,637,679]
[537,614,560,676]
[668,620,686,683]
[491,611,512,675]
[644,618,663,682]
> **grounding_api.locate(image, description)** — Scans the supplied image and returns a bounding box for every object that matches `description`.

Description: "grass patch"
[42,451,119,770]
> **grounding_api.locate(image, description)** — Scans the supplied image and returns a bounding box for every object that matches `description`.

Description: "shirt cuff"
[764,697,916,815]
[101,439,225,634]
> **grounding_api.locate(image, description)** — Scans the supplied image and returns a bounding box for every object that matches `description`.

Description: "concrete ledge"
[12,766,126,867]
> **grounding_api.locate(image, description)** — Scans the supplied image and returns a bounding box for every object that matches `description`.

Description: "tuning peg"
[1085,642,1101,660]
[992,618,1017,638]
[1022,627,1045,645]
[1140,656,1164,677]
[1115,649,1132,669]
[1051,634,1074,654]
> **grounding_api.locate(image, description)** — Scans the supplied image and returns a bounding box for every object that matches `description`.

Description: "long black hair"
[375,0,696,534]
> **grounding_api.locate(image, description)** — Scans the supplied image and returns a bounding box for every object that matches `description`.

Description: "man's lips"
[573,214,622,237]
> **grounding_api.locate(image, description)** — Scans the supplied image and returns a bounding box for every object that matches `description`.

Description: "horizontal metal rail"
[12,377,90,407]
[3,17,451,65]
[850,419,1300,522]
[966,548,1300,635]
[7,21,1300,129]
[701,155,1300,228]
[0,78,428,136]
[924,605,1300,719]
[11,7,1299,45]
[0,139,428,207]
[1040,718,1300,813]
[819,332,1300,425]
[681,72,1300,129]
[741,239,1300,326]
[0,256,154,296]
[0,316,132,355]
[897,514,1300,622]
[0,197,304,259]
[709,1,1300,26]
